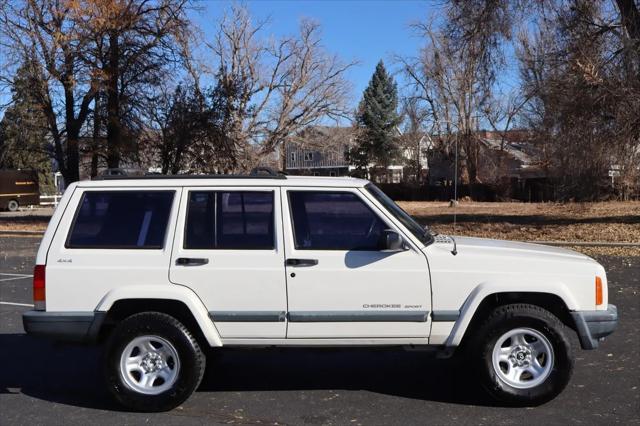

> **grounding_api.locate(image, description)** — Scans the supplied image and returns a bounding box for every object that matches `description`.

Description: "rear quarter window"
[66,190,174,249]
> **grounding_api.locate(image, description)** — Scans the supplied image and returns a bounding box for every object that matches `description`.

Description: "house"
[285,126,353,177]
[424,130,545,180]
[285,125,430,183]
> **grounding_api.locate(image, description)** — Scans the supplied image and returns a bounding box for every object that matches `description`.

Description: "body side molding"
[288,310,429,322]
[210,311,286,322]
[431,310,460,322]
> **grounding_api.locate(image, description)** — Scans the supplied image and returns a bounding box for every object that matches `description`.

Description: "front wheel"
[470,304,574,406]
[105,312,206,411]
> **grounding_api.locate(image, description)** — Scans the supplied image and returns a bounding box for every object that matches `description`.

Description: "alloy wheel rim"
[491,327,554,389]
[119,335,181,395]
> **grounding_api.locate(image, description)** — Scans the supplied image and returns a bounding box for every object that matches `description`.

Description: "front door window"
[288,191,386,251]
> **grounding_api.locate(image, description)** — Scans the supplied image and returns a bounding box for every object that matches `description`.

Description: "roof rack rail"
[93,168,287,181]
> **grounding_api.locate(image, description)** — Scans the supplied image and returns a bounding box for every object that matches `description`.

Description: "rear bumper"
[571,304,618,350]
[22,311,105,343]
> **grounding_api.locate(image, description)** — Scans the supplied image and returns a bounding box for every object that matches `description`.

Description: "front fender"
[95,285,222,347]
[445,280,579,347]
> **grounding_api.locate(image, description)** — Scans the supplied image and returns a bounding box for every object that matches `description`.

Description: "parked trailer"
[0,170,40,211]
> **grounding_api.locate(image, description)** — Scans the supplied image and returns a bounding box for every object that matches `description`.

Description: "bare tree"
[399,22,488,184]
[517,0,640,200]
[398,1,518,184]
[1,0,99,183]
[77,0,193,168]
[1,0,193,182]
[398,96,429,183]
[208,4,356,171]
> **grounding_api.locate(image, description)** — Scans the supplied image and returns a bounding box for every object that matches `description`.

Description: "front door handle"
[286,258,318,267]
[176,257,209,266]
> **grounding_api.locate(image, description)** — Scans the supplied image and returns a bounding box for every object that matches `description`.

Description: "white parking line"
[0,272,33,277]
[0,301,34,307]
[0,276,33,282]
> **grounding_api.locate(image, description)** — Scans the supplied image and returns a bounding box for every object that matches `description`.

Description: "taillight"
[595,276,603,306]
[33,264,46,310]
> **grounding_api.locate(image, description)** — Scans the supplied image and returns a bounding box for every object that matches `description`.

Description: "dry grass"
[0,221,48,232]
[0,211,51,232]
[399,201,640,257]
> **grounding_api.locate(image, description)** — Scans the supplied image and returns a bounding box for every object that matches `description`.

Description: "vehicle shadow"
[0,333,496,410]
[0,333,119,410]
[200,347,494,406]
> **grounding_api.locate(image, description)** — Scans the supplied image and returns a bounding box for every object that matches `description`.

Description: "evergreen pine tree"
[0,57,54,192]
[349,61,401,178]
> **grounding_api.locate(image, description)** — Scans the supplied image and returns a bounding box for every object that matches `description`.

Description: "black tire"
[7,199,19,212]
[104,312,206,412]
[469,303,574,406]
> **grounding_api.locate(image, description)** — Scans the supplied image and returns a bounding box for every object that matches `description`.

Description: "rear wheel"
[105,312,206,411]
[7,199,18,212]
[470,304,573,406]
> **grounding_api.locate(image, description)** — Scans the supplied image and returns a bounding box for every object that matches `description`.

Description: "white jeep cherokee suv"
[23,173,618,411]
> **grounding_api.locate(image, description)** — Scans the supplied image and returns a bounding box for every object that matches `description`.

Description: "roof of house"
[479,137,542,167]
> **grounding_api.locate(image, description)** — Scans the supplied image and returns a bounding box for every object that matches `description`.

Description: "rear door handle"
[176,257,209,266]
[286,258,318,267]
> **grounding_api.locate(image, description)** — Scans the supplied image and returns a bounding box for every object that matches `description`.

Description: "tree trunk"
[616,0,640,41]
[62,83,81,184]
[64,125,80,184]
[106,30,122,169]
[91,93,102,178]
[281,140,287,173]
[171,147,182,175]
[462,133,479,184]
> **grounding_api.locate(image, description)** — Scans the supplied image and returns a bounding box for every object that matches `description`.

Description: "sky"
[1,0,520,121]
[1,0,438,119]
[191,0,439,105]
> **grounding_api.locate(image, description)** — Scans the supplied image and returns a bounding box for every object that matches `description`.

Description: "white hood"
[446,236,589,261]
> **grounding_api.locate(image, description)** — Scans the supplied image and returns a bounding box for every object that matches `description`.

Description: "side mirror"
[381,230,407,252]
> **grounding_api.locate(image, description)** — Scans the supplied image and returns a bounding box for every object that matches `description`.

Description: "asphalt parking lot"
[0,235,638,425]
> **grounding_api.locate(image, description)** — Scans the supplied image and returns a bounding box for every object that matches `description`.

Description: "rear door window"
[66,191,174,249]
[184,191,275,250]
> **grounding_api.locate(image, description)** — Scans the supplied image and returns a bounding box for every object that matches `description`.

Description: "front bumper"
[571,304,618,350]
[23,311,105,343]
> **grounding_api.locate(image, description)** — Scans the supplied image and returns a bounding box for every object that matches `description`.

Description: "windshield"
[364,183,433,245]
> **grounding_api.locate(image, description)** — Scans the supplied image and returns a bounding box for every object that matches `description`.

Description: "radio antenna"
[453,135,458,234]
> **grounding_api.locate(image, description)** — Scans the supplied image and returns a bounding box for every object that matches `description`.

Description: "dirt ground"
[399,201,640,256]
[0,208,53,232]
